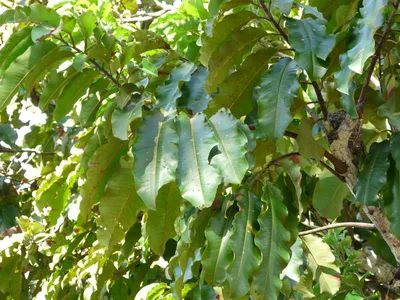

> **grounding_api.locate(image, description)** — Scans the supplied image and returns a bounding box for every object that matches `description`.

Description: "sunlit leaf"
[176,113,221,208]
[132,111,179,210]
[209,109,249,184]
[97,156,144,249]
[256,58,299,140]
[253,182,291,299]
[227,190,261,298]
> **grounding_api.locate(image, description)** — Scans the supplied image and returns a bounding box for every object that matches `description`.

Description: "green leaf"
[146,182,182,256]
[297,118,325,161]
[0,41,70,111]
[80,139,128,219]
[79,94,101,127]
[141,58,158,76]
[156,62,196,110]
[256,58,299,140]
[132,111,179,210]
[30,3,60,27]
[281,238,303,282]
[383,160,400,238]
[227,190,261,298]
[23,45,74,91]
[199,10,257,66]
[0,124,17,148]
[39,67,78,110]
[355,141,390,206]
[391,132,400,169]
[73,53,87,72]
[115,83,140,109]
[313,169,350,219]
[111,99,143,140]
[202,202,235,286]
[206,48,277,118]
[176,113,221,208]
[209,109,249,184]
[74,11,97,49]
[205,27,267,93]
[301,235,341,295]
[0,27,33,76]
[272,0,293,14]
[178,66,211,113]
[53,68,100,121]
[340,80,358,117]
[253,182,291,299]
[87,45,111,65]
[97,156,144,249]
[286,18,335,80]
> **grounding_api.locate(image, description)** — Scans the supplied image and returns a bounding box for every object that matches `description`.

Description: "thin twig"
[259,0,328,122]
[320,161,346,182]
[311,81,328,120]
[54,35,121,88]
[357,0,400,117]
[247,152,300,186]
[259,0,289,42]
[299,222,375,236]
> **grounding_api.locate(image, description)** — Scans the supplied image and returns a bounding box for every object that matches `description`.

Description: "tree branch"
[54,35,121,88]
[284,131,348,174]
[299,222,375,236]
[259,0,289,42]
[311,81,328,121]
[357,0,400,117]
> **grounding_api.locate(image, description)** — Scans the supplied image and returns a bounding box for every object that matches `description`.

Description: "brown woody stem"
[299,222,375,236]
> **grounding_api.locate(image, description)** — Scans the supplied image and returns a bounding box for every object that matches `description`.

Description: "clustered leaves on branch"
[0,0,400,299]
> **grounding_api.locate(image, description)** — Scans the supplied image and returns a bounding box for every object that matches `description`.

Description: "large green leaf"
[392,132,400,169]
[176,113,221,208]
[313,170,350,219]
[205,27,267,93]
[30,3,60,27]
[53,68,100,121]
[253,182,291,299]
[80,139,128,219]
[156,62,196,110]
[227,190,261,298]
[0,27,33,76]
[383,161,400,238]
[334,0,386,94]
[286,18,335,80]
[296,118,325,161]
[111,99,144,140]
[0,41,70,111]
[355,141,390,206]
[23,45,74,91]
[178,66,211,113]
[146,182,182,256]
[199,10,257,66]
[209,109,249,184]
[256,58,299,140]
[39,67,78,110]
[301,235,341,295]
[97,157,144,250]
[132,111,179,210]
[202,202,235,286]
[206,48,277,118]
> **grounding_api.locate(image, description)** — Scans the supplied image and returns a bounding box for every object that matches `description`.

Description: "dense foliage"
[1,0,400,298]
